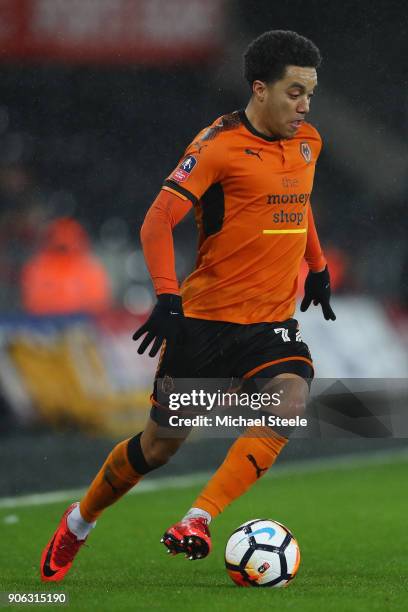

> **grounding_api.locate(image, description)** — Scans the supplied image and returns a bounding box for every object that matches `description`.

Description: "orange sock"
[80,439,142,522]
[193,426,288,519]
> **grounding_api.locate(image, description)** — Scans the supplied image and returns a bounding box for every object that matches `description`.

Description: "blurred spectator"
[0,164,51,311]
[297,246,348,297]
[21,218,112,315]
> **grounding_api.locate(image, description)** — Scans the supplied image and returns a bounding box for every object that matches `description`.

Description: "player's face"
[264,66,317,139]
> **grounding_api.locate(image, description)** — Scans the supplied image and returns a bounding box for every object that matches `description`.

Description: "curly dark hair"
[243,30,322,87]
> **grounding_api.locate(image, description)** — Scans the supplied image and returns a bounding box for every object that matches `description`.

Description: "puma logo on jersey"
[245,148,263,160]
[193,141,208,154]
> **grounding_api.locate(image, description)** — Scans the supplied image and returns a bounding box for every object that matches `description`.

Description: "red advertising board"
[0,0,224,64]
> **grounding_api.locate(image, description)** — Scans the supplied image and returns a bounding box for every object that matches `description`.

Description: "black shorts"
[151,317,313,424]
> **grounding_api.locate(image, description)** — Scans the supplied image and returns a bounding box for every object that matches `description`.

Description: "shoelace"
[187,518,210,537]
[53,531,84,567]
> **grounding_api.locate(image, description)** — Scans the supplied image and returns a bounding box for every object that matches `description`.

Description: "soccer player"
[40,30,336,582]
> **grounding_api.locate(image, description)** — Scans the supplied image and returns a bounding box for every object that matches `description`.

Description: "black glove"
[300,266,336,321]
[132,293,186,357]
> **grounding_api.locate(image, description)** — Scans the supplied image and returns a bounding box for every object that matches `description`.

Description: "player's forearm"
[140,190,191,295]
[304,205,326,272]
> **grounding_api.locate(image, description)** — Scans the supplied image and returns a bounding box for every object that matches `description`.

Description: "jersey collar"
[239,109,280,142]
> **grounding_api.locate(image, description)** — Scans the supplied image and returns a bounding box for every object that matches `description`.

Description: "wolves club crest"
[300,142,312,163]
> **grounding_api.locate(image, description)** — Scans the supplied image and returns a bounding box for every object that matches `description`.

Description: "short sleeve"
[163,124,227,204]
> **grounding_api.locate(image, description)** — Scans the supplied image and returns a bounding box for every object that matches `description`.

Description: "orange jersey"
[162,110,323,324]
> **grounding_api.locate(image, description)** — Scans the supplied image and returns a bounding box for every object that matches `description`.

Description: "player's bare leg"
[40,417,189,581]
[162,373,308,561]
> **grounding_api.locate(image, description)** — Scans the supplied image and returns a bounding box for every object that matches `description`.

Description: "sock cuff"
[192,495,223,519]
[244,425,288,446]
[184,507,212,523]
[127,433,154,475]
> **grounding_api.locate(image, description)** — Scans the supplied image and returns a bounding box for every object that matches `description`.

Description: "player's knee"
[141,437,182,468]
[283,396,307,418]
[127,431,181,473]
[264,397,306,420]
[273,389,307,419]
[261,376,308,419]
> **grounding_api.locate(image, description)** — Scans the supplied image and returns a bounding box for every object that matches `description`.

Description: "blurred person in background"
[297,244,348,297]
[0,164,50,312]
[21,217,112,315]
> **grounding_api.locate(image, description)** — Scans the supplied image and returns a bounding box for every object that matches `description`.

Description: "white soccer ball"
[225,518,300,587]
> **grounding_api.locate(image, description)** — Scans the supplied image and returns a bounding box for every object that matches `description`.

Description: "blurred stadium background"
[0,0,407,497]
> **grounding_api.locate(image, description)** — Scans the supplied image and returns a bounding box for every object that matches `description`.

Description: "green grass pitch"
[1,454,407,611]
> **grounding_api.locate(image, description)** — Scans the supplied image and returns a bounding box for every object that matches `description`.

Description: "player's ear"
[252,80,267,102]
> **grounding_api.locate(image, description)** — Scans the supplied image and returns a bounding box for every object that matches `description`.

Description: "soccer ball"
[225,519,300,587]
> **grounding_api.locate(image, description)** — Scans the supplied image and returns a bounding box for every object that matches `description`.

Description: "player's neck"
[244,100,277,139]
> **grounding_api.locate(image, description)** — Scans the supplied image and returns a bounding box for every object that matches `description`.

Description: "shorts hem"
[243,356,314,380]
